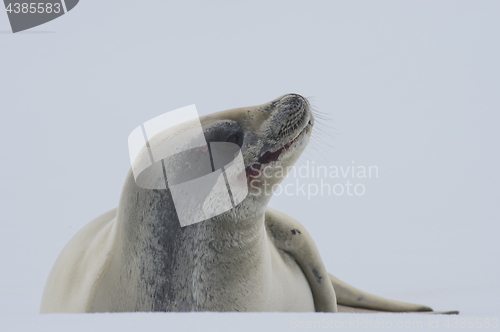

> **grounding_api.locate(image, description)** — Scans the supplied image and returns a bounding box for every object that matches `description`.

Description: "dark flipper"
[330,273,459,314]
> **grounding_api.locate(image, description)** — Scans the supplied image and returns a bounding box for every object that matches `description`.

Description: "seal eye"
[226,134,239,145]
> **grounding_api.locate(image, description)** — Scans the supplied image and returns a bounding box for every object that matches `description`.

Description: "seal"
[40,94,457,314]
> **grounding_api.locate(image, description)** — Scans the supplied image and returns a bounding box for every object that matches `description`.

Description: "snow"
[3,313,499,332]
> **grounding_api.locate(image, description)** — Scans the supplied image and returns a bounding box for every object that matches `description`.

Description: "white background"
[1,1,499,331]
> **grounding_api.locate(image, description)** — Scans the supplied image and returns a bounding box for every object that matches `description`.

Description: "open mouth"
[246,123,309,178]
[257,131,304,164]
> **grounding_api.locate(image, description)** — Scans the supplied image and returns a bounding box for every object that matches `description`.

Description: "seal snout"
[272,93,311,142]
[245,94,314,182]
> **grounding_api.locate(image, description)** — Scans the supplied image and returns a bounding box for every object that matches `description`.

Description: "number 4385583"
[5,3,61,14]
[444,317,499,328]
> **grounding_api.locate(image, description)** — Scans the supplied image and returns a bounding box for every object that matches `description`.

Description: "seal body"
[41,94,449,314]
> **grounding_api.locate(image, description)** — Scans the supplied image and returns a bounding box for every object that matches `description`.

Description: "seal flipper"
[330,273,458,314]
[337,304,458,314]
[265,207,337,312]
